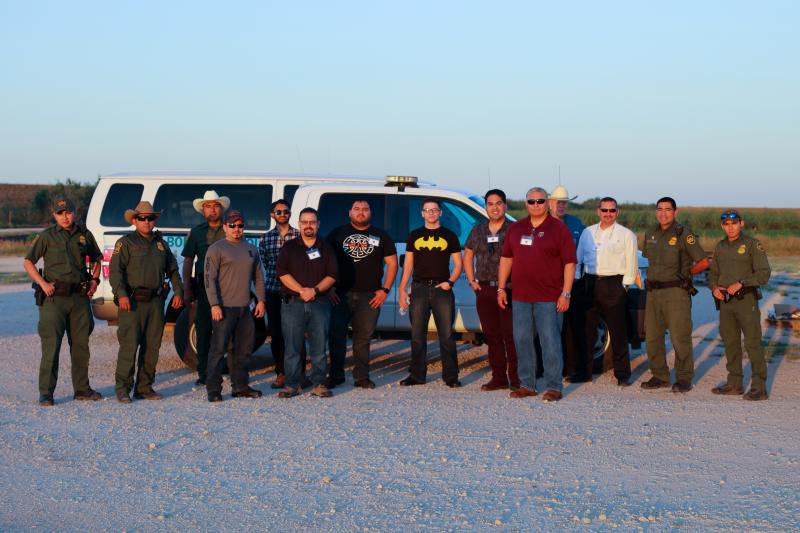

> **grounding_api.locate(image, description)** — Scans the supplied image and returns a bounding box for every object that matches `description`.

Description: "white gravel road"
[0,279,798,531]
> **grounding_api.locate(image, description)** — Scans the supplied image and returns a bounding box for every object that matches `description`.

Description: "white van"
[85,172,491,366]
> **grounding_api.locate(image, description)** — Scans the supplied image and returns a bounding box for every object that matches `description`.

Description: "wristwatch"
[561,291,571,299]
[313,287,320,296]
[380,287,390,294]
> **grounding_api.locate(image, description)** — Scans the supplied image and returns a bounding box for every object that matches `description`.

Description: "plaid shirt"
[258,226,300,292]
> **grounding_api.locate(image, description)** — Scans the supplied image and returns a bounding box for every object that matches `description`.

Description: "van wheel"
[173,306,268,369]
[592,318,614,374]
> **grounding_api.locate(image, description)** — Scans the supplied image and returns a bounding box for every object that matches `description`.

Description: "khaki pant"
[719,293,767,390]
[645,287,694,382]
[115,298,165,394]
[37,294,94,396]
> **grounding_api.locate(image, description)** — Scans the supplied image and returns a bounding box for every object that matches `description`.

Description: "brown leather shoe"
[743,388,768,401]
[509,386,537,398]
[271,374,286,389]
[74,388,102,401]
[711,383,743,395]
[542,389,563,402]
[640,376,671,390]
[480,380,509,391]
[277,387,301,398]
[311,384,333,398]
[133,389,162,400]
[671,381,692,393]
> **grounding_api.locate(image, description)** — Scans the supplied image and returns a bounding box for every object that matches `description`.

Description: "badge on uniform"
[686,234,696,245]
[487,235,499,244]
[520,235,533,246]
[307,248,321,260]
[668,237,677,246]
[156,241,165,251]
[368,235,380,247]
[79,235,86,245]
[113,241,123,255]
[737,244,746,255]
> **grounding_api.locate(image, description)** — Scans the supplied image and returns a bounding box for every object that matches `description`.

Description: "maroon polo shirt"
[501,214,577,302]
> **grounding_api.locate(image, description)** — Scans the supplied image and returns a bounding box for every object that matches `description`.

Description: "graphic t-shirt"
[406,226,461,282]
[326,224,396,292]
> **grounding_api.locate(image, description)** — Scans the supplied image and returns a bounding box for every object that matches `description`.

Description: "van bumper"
[91,298,119,323]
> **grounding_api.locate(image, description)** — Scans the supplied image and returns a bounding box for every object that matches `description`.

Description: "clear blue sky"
[1,1,797,206]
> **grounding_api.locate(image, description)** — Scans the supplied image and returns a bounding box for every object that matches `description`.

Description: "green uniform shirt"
[24,224,101,283]
[708,233,771,289]
[109,231,183,299]
[181,222,225,275]
[642,222,706,282]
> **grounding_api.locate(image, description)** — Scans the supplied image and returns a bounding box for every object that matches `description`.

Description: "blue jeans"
[512,300,563,392]
[409,283,459,383]
[282,299,331,388]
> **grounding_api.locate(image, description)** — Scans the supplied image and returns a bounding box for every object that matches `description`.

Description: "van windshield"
[153,184,273,229]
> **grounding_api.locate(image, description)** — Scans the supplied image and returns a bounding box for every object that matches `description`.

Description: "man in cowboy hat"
[23,196,103,406]
[110,201,184,402]
[181,190,230,385]
[548,185,588,382]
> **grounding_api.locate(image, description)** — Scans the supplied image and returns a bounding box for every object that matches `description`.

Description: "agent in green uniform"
[110,201,184,402]
[709,209,771,400]
[23,196,103,406]
[641,197,707,393]
[181,190,229,385]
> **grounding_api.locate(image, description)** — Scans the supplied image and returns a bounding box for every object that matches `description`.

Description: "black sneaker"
[74,389,102,401]
[38,394,54,407]
[354,378,376,389]
[133,389,162,400]
[566,374,592,384]
[326,376,346,389]
[445,380,462,388]
[671,381,693,393]
[195,378,206,386]
[208,393,223,403]
[232,387,263,399]
[399,376,425,386]
[617,378,632,387]
[640,377,671,390]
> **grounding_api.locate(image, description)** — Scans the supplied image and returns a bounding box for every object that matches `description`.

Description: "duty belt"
[478,280,499,287]
[645,279,683,291]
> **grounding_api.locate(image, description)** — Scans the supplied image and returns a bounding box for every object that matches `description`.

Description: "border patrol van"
[85,172,491,366]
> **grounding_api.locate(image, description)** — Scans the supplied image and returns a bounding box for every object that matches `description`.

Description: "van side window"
[101,184,144,226]
[317,193,387,239]
[283,185,299,207]
[153,185,273,229]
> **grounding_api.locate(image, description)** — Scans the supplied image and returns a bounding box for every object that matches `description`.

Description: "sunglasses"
[600,208,617,213]
[526,198,547,205]
[273,209,290,215]
[135,215,158,222]
[227,223,245,228]
[720,213,740,221]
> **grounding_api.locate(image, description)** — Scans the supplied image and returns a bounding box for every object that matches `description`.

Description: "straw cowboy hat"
[549,185,578,201]
[192,190,230,213]
[124,201,162,225]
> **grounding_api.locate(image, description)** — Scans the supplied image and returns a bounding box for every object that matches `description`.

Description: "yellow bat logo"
[415,236,448,251]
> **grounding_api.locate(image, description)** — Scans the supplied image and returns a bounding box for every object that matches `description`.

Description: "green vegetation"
[0,179,97,227]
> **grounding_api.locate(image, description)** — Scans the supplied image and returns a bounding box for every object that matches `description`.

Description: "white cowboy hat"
[548,185,578,201]
[192,190,230,213]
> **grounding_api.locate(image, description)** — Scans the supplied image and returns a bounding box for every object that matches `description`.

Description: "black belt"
[478,280,500,287]
[413,279,447,286]
[586,274,623,279]
[281,295,300,304]
[646,279,683,290]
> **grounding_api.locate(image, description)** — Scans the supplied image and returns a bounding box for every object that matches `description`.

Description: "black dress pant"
[584,275,631,380]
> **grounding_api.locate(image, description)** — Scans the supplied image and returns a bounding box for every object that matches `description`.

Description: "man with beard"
[204,210,266,402]
[326,199,398,389]
[464,189,519,391]
[110,202,184,402]
[276,208,338,398]
[181,190,229,385]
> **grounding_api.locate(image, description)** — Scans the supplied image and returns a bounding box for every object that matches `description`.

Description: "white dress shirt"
[576,222,639,286]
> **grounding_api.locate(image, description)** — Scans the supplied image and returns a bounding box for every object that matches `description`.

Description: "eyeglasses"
[135,215,158,222]
[273,209,290,215]
[422,208,441,214]
[526,198,547,205]
[720,213,740,221]
[600,208,617,213]
[227,223,245,229]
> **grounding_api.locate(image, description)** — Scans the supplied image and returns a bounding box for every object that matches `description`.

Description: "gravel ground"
[0,280,799,531]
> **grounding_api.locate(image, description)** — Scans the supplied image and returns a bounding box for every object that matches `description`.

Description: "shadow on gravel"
[0,287,39,336]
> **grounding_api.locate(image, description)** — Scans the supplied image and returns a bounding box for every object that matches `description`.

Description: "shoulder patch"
[113,241,123,255]
[686,234,696,245]
[31,235,39,246]
[737,244,746,255]
[79,235,86,245]
[756,241,765,252]
[156,241,165,252]
[668,236,678,246]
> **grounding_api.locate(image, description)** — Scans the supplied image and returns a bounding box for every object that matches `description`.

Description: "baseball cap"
[225,210,245,224]
[52,196,76,213]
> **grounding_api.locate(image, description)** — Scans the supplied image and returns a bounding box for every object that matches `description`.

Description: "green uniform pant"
[116,298,165,394]
[719,293,767,390]
[194,281,212,380]
[37,294,94,396]
[645,287,695,382]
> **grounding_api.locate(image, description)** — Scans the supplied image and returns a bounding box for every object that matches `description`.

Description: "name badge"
[520,236,533,246]
[368,235,380,246]
[307,248,321,260]
[487,235,499,244]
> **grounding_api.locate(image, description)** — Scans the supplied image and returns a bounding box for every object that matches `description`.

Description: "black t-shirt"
[406,226,461,282]
[276,238,338,296]
[326,224,396,292]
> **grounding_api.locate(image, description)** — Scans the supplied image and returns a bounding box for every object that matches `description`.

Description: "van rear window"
[153,185,273,229]
[100,184,144,226]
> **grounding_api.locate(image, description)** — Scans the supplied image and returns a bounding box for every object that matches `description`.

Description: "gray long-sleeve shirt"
[204,239,265,307]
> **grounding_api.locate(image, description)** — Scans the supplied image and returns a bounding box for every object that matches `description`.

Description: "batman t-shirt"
[407,226,461,282]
